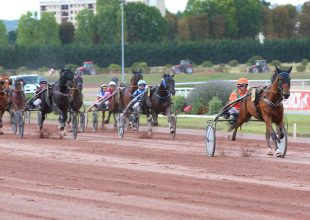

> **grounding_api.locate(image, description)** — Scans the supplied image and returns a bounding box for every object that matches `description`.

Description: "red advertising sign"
[283,90,310,110]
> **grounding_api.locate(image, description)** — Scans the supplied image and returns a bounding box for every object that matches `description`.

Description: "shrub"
[17,66,28,73]
[296,65,306,72]
[38,66,49,72]
[0,65,4,73]
[131,62,148,70]
[65,64,78,71]
[301,58,309,66]
[201,60,213,67]
[172,96,186,113]
[270,60,281,67]
[228,60,239,67]
[107,64,121,72]
[186,81,234,115]
[247,56,262,65]
[208,96,223,115]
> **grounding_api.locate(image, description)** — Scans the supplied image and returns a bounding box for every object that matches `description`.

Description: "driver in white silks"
[132,79,147,113]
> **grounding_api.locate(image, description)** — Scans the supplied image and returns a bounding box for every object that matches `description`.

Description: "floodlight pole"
[121,0,125,83]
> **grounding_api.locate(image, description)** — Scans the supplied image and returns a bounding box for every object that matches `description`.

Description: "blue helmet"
[138,79,146,86]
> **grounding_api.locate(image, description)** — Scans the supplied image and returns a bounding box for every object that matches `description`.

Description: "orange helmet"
[237,77,248,85]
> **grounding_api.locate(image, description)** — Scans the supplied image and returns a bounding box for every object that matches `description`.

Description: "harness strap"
[263,97,283,107]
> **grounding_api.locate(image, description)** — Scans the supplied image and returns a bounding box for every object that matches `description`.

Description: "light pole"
[120,0,125,83]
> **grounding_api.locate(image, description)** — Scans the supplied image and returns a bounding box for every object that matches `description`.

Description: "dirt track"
[0,122,309,220]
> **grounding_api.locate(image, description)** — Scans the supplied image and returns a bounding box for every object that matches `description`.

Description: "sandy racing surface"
[0,121,309,220]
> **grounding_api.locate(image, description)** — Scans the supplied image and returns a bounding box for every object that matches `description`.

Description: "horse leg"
[58,111,65,130]
[0,111,3,135]
[263,117,277,155]
[101,110,105,129]
[104,111,112,124]
[113,113,117,128]
[166,107,175,132]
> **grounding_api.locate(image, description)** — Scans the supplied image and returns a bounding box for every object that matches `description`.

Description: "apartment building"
[40,0,96,26]
[126,0,166,16]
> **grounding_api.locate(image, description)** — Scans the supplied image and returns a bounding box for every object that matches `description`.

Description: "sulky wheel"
[117,113,125,139]
[92,111,98,133]
[72,112,78,139]
[275,127,288,158]
[205,124,216,157]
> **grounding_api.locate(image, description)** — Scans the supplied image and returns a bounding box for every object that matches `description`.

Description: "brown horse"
[104,69,143,126]
[0,76,11,134]
[10,79,27,112]
[229,66,292,157]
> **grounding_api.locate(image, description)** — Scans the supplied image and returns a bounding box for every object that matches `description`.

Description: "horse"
[104,69,143,127]
[67,75,84,129]
[0,76,11,134]
[229,66,292,157]
[10,79,27,112]
[39,67,75,132]
[150,73,176,132]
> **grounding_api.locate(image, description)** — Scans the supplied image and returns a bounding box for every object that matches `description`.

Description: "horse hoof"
[104,120,109,124]
[267,149,274,156]
[275,149,282,157]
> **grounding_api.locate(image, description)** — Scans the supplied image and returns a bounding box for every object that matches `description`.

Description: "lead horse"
[229,66,292,157]
[38,67,74,132]
[151,73,176,133]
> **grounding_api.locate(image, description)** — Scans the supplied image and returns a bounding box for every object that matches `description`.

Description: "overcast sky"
[0,0,309,20]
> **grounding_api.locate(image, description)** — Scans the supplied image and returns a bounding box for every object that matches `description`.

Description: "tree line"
[1,0,310,69]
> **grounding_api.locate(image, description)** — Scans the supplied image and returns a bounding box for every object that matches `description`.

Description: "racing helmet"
[109,81,116,87]
[138,79,146,86]
[237,77,248,86]
[101,83,108,88]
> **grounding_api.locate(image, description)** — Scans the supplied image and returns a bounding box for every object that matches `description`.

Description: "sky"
[0,0,309,20]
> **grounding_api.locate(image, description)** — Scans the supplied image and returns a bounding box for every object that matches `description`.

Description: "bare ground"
[0,120,309,220]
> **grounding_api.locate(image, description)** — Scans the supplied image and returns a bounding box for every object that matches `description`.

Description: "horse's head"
[14,79,25,91]
[0,76,11,90]
[60,67,75,87]
[132,69,143,85]
[272,66,292,99]
[73,75,83,91]
[161,73,176,95]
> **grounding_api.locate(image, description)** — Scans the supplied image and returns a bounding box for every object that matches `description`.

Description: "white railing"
[175,79,310,97]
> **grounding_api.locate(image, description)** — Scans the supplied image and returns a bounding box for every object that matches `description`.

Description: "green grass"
[137,114,310,137]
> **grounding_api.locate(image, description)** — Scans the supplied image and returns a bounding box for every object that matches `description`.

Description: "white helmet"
[138,80,146,86]
[109,81,116,87]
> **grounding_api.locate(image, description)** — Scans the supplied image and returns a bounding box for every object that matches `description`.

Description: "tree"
[165,11,178,41]
[94,0,121,45]
[38,12,60,46]
[272,5,297,39]
[59,22,75,44]
[177,17,190,41]
[261,5,274,38]
[8,30,17,45]
[0,20,8,48]
[125,2,167,43]
[188,13,209,40]
[210,15,226,39]
[75,9,95,46]
[16,12,40,46]
[299,1,310,37]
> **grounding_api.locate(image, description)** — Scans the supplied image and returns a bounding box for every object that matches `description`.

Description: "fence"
[175,79,310,97]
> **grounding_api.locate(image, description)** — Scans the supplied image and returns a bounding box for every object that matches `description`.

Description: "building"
[40,0,96,26]
[126,0,166,16]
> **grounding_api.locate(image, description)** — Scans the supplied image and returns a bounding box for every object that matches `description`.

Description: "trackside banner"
[283,90,310,110]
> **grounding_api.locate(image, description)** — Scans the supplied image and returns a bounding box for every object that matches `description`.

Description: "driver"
[223,77,249,121]
[132,79,147,113]
[33,78,48,107]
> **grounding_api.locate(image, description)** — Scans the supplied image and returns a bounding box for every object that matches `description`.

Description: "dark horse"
[229,66,292,157]
[39,67,75,131]
[10,79,27,112]
[105,69,143,126]
[67,75,84,128]
[0,76,11,134]
[151,73,176,132]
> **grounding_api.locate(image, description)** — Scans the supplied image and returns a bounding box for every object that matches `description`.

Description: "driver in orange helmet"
[223,77,249,119]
